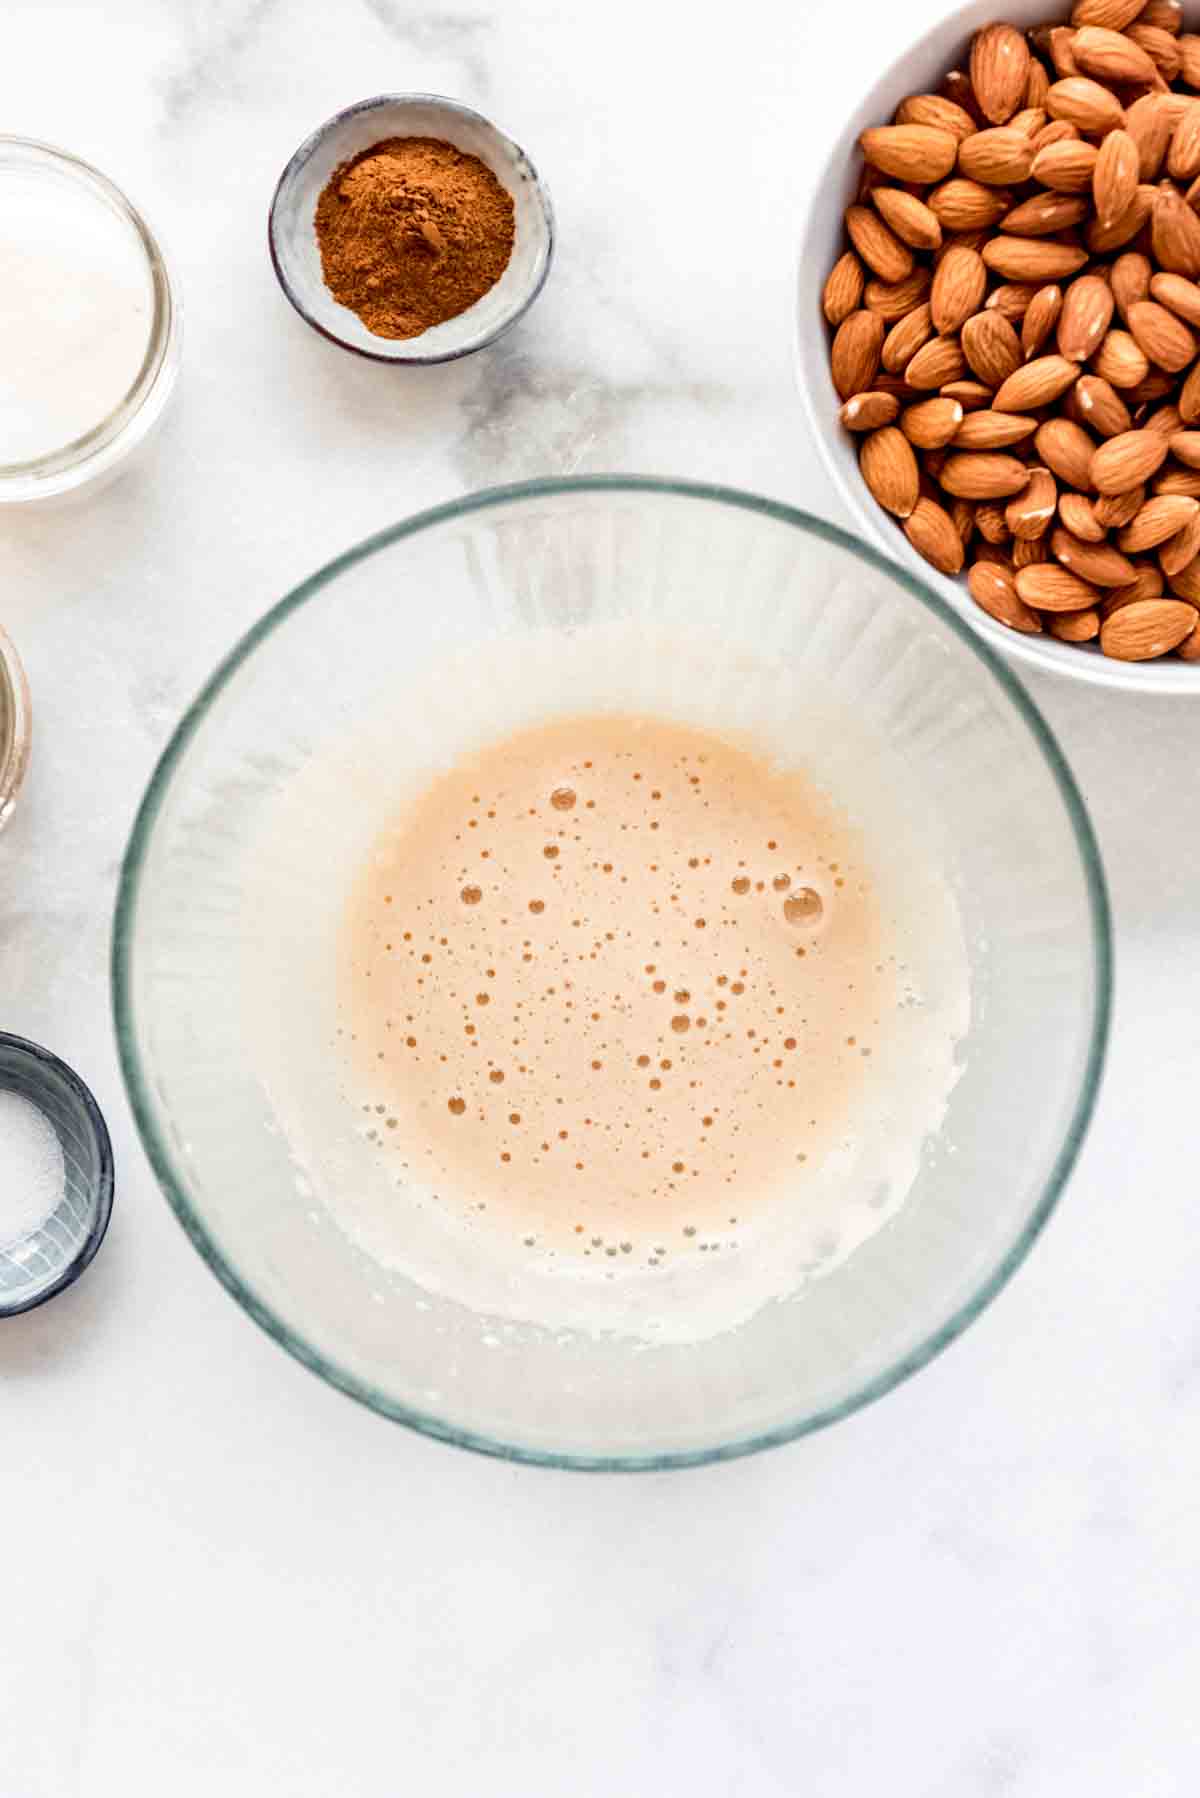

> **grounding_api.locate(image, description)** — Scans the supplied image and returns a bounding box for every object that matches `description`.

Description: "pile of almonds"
[823,0,1200,663]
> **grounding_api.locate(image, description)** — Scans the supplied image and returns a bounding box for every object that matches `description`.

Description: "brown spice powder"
[314,136,515,341]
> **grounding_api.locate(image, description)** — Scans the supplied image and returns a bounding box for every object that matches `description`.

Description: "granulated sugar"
[0,1090,64,1246]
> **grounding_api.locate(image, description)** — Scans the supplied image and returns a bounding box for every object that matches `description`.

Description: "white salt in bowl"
[268,94,554,364]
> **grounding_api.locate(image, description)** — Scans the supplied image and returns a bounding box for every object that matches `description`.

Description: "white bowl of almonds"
[797,0,1200,690]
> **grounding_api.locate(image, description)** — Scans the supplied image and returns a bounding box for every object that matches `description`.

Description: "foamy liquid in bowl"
[245,621,970,1344]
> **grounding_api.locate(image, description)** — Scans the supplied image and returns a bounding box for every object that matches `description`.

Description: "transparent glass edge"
[109,475,1113,1471]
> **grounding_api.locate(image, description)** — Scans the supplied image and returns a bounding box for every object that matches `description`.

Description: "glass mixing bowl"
[112,479,1110,1468]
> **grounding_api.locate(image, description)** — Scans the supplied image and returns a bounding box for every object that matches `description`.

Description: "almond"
[1093,130,1140,230]
[1143,401,1184,440]
[864,267,933,322]
[895,94,978,142]
[970,23,1030,125]
[1132,371,1178,406]
[1015,562,1102,609]
[1100,596,1198,656]
[927,178,1011,229]
[1179,32,1200,86]
[1152,182,1200,277]
[967,560,1043,631]
[839,391,902,432]
[859,426,920,517]
[1037,417,1098,489]
[1071,24,1158,84]
[1167,429,1200,465]
[1159,506,1200,575]
[993,354,1080,412]
[1002,191,1089,236]
[1069,0,1146,27]
[938,452,1033,498]
[959,127,1036,186]
[873,188,943,252]
[1013,534,1049,569]
[1026,58,1052,110]
[1155,464,1200,494]
[1086,185,1155,254]
[1168,100,1200,182]
[1176,615,1200,657]
[1167,553,1200,599]
[881,302,935,374]
[1007,466,1057,538]
[1046,76,1124,135]
[962,309,1022,386]
[1090,428,1170,493]
[1127,297,1198,370]
[1047,26,1081,77]
[988,282,1043,322]
[1057,275,1115,361]
[942,379,996,412]
[903,496,966,573]
[975,501,1010,543]
[1179,360,1200,422]
[1048,607,1101,641]
[1093,329,1151,388]
[1139,0,1183,33]
[1094,484,1146,526]
[1149,271,1200,327]
[1103,564,1165,614]
[931,246,987,334]
[844,205,914,284]
[949,496,976,544]
[1129,22,1181,79]
[1125,93,1174,182]
[830,309,885,399]
[1009,106,1048,141]
[1031,119,1079,154]
[1021,283,1064,356]
[1072,374,1133,437]
[859,125,959,183]
[982,237,1089,281]
[1111,251,1152,323]
[905,335,968,390]
[900,396,965,449]
[1059,491,1107,540]
[953,409,1038,448]
[822,251,865,326]
[1030,138,1098,192]
[1049,525,1138,584]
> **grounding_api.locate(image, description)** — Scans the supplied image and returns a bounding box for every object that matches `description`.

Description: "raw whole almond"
[1048,607,1102,640]
[1158,506,1200,574]
[1129,22,1181,79]
[941,379,996,411]
[1119,497,1197,560]
[1048,26,1081,77]
[1149,271,1200,326]
[1176,615,1200,656]
[993,354,1080,411]
[1009,106,1048,141]
[1030,119,1079,154]
[881,301,935,374]
[1012,534,1049,568]
[1100,596,1198,655]
[1167,429,1200,464]
[931,245,987,333]
[1154,464,1200,493]
[1021,283,1064,356]
[1179,359,1200,421]
[859,426,920,517]
[1049,525,1138,584]
[1179,31,1200,85]
[975,501,1010,543]
[900,396,965,449]
[1152,182,1200,276]
[1030,138,1098,192]
[970,23,1030,124]
[1046,76,1125,135]
[1125,92,1174,181]
[1103,564,1165,614]
[895,94,978,141]
[1059,491,1107,539]
[1070,0,1147,28]
[1090,427,1170,492]
[1094,483,1145,525]
[1143,401,1184,440]
[831,309,885,399]
[1037,416,1098,488]
[905,335,968,390]
[1093,129,1140,230]
[1110,250,1152,323]
[1001,191,1089,236]
[840,391,902,432]
[967,560,1043,630]
[949,496,976,543]
[859,125,959,182]
[845,205,914,284]
[1131,371,1177,405]
[1026,59,1052,110]
[1168,99,1200,181]
[962,309,1022,386]
[927,178,1011,229]
[1086,184,1155,254]
[873,188,943,252]
[1071,23,1158,84]
[1007,466,1057,537]
[903,495,967,573]
[953,409,1039,448]
[938,451,1033,497]
[1072,373,1133,436]
[864,267,933,321]
[982,237,1089,281]
[1140,0,1183,34]
[1127,297,1198,370]
[988,281,1042,322]
[1015,562,1102,609]
[1167,553,1200,598]
[959,128,1036,186]
[1093,329,1151,387]
[822,251,865,326]
[1057,274,1115,360]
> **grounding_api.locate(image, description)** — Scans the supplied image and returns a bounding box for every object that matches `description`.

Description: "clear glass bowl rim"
[110,476,1113,1471]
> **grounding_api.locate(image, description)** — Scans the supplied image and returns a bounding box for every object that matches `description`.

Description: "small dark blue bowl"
[0,1033,114,1317]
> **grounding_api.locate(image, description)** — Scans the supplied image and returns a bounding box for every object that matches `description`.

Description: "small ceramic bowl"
[0,1033,114,1318]
[268,94,554,364]
[794,0,1200,696]
[0,624,32,833]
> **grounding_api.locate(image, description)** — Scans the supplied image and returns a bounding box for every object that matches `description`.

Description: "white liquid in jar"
[0,169,153,465]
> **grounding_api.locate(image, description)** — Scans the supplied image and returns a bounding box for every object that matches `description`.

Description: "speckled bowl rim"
[111,476,1111,1470]
[0,1032,115,1318]
[267,93,555,366]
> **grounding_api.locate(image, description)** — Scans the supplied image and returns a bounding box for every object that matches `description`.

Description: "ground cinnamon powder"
[314,137,515,340]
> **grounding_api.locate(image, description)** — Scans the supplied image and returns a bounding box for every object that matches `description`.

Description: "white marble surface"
[2,1,1199,1792]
